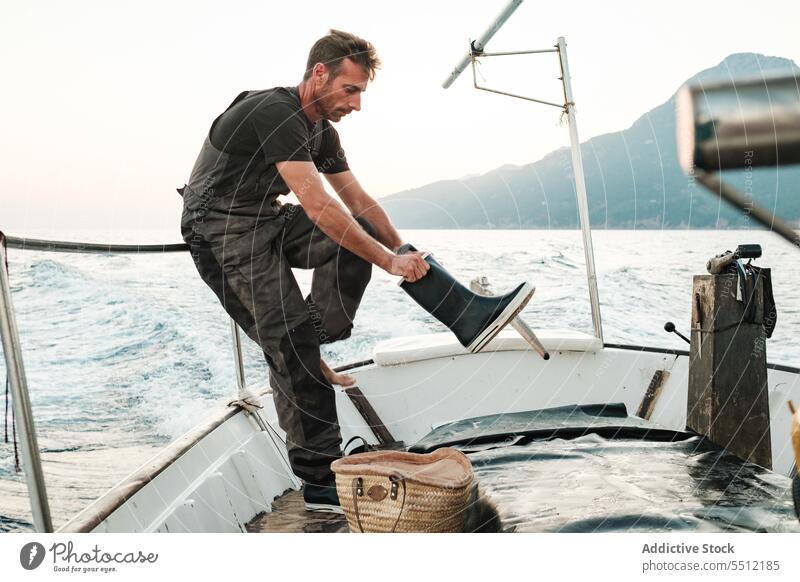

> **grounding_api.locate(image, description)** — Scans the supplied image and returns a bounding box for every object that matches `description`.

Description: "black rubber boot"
[398,244,534,353]
[303,474,344,514]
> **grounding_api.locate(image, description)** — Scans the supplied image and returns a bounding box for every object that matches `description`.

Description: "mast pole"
[557,37,604,342]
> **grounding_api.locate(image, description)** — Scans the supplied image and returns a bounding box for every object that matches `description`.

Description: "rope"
[226,396,263,414]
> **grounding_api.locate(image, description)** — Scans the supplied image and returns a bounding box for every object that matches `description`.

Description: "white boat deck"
[56,335,800,533]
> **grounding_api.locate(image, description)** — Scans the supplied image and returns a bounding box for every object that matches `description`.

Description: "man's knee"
[266,317,325,386]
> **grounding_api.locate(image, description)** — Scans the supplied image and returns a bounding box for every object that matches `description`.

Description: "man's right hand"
[388,251,430,283]
[275,161,432,282]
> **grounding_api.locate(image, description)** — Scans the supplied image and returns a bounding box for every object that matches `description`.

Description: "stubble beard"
[315,80,346,122]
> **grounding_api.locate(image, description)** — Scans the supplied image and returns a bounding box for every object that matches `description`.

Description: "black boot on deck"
[398,244,534,353]
[303,475,344,514]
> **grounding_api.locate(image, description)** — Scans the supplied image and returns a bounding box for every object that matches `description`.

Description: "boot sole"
[467,283,535,353]
[304,502,345,514]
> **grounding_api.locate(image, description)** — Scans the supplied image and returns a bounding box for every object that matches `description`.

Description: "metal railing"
[442,11,604,342]
[0,233,53,532]
[0,231,248,532]
[4,235,189,254]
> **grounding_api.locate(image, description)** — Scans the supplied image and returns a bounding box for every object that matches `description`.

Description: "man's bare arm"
[324,170,404,251]
[276,161,428,281]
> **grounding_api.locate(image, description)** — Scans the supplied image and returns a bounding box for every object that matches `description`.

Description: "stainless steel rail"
[0,233,53,532]
[441,0,524,89]
[0,231,248,531]
[442,14,605,342]
[230,319,247,392]
[557,37,604,342]
[5,235,189,254]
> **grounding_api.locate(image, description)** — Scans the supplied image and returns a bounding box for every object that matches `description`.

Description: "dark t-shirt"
[180,86,349,239]
[210,86,350,182]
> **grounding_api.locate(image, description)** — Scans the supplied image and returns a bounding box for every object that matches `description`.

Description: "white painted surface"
[373,329,603,366]
[64,345,800,532]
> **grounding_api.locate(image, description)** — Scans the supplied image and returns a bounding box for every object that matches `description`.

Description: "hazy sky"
[1,0,798,236]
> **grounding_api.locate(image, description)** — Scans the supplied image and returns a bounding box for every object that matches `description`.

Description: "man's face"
[312,58,369,122]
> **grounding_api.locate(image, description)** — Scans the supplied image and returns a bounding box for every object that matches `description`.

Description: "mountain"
[382,53,800,229]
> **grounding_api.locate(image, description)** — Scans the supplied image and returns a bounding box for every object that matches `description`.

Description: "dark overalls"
[179,88,375,484]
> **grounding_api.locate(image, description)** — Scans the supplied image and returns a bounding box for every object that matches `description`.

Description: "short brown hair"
[304,29,381,81]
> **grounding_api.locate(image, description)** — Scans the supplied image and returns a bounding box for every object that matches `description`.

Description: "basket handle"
[351,477,365,533]
[350,474,407,533]
[343,435,369,456]
[388,473,407,534]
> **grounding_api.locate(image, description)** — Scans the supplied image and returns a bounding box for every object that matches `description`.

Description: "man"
[179,30,429,513]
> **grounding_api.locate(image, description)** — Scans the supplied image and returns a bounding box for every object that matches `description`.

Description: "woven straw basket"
[331,448,473,533]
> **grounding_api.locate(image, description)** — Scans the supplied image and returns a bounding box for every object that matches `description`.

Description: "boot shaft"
[397,244,533,352]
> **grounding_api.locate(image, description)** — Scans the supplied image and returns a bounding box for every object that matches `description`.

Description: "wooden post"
[687,273,772,469]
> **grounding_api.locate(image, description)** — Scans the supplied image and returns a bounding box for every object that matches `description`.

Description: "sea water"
[1,228,799,531]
